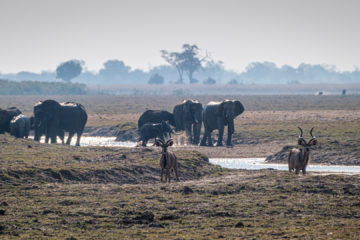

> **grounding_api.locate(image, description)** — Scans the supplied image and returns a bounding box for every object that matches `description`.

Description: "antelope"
[288,127,317,175]
[155,138,179,182]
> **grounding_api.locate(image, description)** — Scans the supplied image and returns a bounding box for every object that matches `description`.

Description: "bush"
[203,77,216,85]
[228,79,238,84]
[148,74,164,84]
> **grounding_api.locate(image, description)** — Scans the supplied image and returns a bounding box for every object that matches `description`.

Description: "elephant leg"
[216,118,224,146]
[75,132,82,147]
[226,130,233,146]
[19,126,24,138]
[185,122,192,143]
[66,132,75,145]
[50,134,57,144]
[216,128,224,147]
[207,131,213,146]
[200,130,208,146]
[302,167,307,175]
[226,120,235,146]
[193,124,200,145]
[59,130,65,144]
[142,139,147,147]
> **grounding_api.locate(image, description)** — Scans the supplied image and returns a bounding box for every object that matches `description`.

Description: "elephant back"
[138,110,174,128]
[59,102,88,131]
[0,107,22,133]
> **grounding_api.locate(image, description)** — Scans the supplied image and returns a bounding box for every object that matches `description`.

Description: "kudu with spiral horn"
[288,127,317,175]
[155,138,179,182]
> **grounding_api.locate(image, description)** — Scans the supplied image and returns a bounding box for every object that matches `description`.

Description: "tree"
[98,60,131,83]
[161,44,207,84]
[160,50,184,84]
[180,44,204,84]
[56,60,83,82]
[148,73,164,84]
[203,77,216,85]
[228,79,238,85]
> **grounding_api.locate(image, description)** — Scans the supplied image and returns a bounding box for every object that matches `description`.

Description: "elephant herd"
[1,98,245,147]
[0,100,87,146]
[138,99,245,147]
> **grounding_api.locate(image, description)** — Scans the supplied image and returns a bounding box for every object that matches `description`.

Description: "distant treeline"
[1,60,359,85]
[0,79,87,95]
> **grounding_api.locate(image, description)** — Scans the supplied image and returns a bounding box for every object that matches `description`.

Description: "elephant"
[31,116,65,144]
[200,100,245,147]
[0,107,22,134]
[138,121,174,146]
[173,99,203,145]
[9,115,31,138]
[138,110,176,128]
[34,100,88,146]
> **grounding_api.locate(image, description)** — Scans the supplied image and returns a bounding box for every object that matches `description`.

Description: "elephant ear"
[234,101,245,116]
[216,101,225,116]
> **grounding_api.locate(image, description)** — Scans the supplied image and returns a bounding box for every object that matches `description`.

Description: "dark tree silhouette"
[56,60,83,82]
[160,50,184,83]
[181,44,203,84]
[148,73,164,84]
[203,77,216,84]
[161,44,207,84]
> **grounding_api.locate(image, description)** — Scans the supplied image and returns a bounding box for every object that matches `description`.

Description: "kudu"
[288,127,317,175]
[155,138,179,182]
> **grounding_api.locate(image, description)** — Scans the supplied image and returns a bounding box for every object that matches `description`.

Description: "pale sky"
[0,0,359,73]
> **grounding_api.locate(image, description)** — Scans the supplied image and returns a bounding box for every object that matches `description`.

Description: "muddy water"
[33,136,360,174]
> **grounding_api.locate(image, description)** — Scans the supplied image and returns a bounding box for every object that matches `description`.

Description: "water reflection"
[30,136,137,148]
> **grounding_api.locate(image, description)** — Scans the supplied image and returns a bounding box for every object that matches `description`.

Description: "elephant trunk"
[228,119,235,134]
[34,119,43,141]
[193,122,202,144]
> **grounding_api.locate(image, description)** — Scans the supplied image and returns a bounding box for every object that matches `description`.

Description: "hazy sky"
[0,0,359,73]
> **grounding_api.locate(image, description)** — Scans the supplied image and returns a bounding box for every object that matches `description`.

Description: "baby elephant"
[288,127,317,175]
[139,121,174,147]
[10,114,31,138]
[155,139,179,183]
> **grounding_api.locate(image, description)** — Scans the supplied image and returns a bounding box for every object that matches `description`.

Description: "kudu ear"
[155,140,162,147]
[166,139,174,146]
[309,139,317,146]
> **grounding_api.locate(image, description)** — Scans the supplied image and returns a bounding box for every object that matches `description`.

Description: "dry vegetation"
[1,94,360,239]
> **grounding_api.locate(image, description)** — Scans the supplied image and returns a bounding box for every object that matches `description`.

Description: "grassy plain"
[1,94,360,239]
